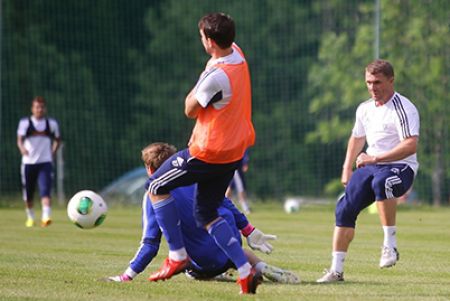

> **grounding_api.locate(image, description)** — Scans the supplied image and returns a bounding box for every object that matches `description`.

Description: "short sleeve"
[351,104,366,137]
[397,104,420,140]
[17,118,29,137]
[49,119,61,138]
[194,67,231,108]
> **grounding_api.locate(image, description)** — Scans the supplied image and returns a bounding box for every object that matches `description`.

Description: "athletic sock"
[383,226,397,248]
[331,251,346,273]
[207,218,249,277]
[152,196,187,260]
[42,205,51,220]
[237,263,252,279]
[26,208,35,220]
[254,261,267,274]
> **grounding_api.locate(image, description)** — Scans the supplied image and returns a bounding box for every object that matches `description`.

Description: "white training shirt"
[194,44,245,110]
[352,92,420,174]
[17,116,60,164]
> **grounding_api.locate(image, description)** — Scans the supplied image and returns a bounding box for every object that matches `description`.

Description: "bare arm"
[52,137,61,156]
[185,89,202,119]
[341,135,366,186]
[356,136,418,168]
[17,136,28,156]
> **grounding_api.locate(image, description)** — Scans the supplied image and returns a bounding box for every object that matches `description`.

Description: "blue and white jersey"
[128,184,248,274]
[352,92,420,174]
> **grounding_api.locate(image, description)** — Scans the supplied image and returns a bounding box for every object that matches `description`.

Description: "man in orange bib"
[145,13,265,294]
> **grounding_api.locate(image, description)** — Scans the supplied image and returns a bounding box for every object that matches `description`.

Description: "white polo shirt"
[17,116,60,164]
[352,92,420,174]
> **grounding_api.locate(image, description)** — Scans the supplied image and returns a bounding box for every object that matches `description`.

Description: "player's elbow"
[185,106,199,119]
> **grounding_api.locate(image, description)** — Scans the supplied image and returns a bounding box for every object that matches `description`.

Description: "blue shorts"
[21,162,53,201]
[147,149,241,226]
[336,164,414,228]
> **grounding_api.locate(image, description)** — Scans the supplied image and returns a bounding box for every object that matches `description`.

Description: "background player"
[17,96,61,227]
[106,142,298,284]
[226,149,251,214]
[146,13,258,294]
[317,59,420,282]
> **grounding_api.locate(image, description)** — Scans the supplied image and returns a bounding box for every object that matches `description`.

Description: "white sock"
[26,208,35,220]
[42,206,51,220]
[124,267,138,279]
[383,226,397,248]
[168,248,187,261]
[254,261,267,274]
[237,262,252,278]
[331,251,346,273]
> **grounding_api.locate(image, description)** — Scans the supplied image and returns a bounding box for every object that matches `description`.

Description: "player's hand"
[356,152,377,168]
[104,274,133,282]
[246,228,277,254]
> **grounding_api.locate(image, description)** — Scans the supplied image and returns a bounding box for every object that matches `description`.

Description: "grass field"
[1,202,450,301]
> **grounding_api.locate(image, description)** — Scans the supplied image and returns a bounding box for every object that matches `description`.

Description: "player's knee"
[335,199,357,228]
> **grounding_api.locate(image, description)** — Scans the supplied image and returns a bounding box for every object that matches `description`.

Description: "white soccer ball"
[67,190,108,229]
[284,198,300,214]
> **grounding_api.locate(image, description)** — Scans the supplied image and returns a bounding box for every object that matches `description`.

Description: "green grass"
[1,203,450,301]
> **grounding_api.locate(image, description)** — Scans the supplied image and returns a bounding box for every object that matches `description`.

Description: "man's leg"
[38,163,53,227]
[244,249,300,284]
[317,167,375,283]
[373,164,414,268]
[22,164,37,227]
[196,169,262,294]
[147,150,197,281]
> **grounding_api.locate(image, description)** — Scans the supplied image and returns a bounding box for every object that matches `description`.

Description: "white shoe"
[316,269,344,283]
[262,265,300,284]
[379,246,399,268]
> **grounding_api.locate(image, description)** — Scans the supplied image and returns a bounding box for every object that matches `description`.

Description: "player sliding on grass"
[145,13,258,294]
[317,60,420,283]
[107,142,299,285]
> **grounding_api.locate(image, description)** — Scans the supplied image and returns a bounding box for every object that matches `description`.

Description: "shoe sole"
[380,262,396,268]
[41,220,52,227]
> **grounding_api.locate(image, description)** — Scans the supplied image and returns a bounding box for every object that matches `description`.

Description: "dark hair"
[198,12,235,49]
[366,59,394,78]
[32,96,46,105]
[141,142,177,171]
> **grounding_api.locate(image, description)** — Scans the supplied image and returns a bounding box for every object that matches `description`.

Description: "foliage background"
[0,0,448,204]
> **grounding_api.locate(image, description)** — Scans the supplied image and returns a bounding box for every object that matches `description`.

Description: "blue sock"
[208,218,248,269]
[152,196,185,252]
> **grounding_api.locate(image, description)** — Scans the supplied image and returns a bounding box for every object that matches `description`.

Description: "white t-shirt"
[352,92,420,174]
[194,44,245,110]
[17,116,60,164]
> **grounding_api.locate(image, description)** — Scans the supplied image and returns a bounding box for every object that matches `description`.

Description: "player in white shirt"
[317,59,420,283]
[17,96,61,227]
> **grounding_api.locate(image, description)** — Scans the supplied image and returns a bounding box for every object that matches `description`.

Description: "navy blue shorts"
[21,162,53,201]
[336,164,414,228]
[147,148,240,226]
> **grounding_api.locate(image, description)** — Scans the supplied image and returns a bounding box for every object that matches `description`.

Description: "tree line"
[1,0,448,205]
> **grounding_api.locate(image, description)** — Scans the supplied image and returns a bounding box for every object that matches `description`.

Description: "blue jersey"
[129,184,249,274]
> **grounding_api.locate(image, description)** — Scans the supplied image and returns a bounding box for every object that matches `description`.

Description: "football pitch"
[1,203,449,301]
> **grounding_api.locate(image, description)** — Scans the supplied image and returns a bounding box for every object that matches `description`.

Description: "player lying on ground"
[107,142,299,285]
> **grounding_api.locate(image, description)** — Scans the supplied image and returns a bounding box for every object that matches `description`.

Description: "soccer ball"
[284,198,300,214]
[67,190,107,229]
